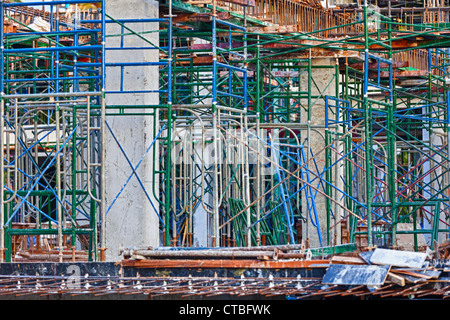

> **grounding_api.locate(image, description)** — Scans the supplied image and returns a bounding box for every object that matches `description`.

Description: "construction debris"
[322,264,391,286]
[317,247,450,299]
[26,17,50,32]
[116,245,450,299]
[368,248,428,269]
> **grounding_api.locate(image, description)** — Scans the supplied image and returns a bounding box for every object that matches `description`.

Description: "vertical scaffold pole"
[363,0,373,247]
[0,0,4,262]
[100,0,107,261]
[242,6,251,247]
[386,9,398,248]
[56,102,63,262]
[447,91,450,239]
[165,0,173,246]
[325,96,331,246]
[0,99,4,263]
[256,113,261,246]
[212,0,220,247]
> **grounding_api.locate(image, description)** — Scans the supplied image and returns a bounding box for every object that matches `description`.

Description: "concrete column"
[104,0,160,261]
[300,58,341,248]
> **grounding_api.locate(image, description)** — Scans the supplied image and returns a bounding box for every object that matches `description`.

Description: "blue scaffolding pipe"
[8,128,56,164]
[3,0,101,8]
[106,90,168,94]
[246,128,357,210]
[12,158,75,219]
[4,46,102,54]
[365,52,393,102]
[325,96,351,128]
[104,18,169,24]
[105,123,166,227]
[105,47,166,51]
[105,62,167,67]
[73,0,82,92]
[4,186,59,225]
[215,19,246,31]
[167,10,173,105]
[347,134,450,217]
[1,2,5,94]
[269,132,392,224]
[249,187,303,231]
[272,145,296,244]
[217,47,246,59]
[397,161,450,200]
[4,126,77,227]
[212,16,218,106]
[2,119,63,193]
[59,66,99,74]
[244,129,320,242]
[4,29,101,37]
[300,146,323,245]
[216,62,247,73]
[392,113,448,124]
[217,90,245,100]
[4,76,101,83]
[310,147,334,219]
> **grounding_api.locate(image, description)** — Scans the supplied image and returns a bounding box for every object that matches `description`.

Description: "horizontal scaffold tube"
[122,249,278,259]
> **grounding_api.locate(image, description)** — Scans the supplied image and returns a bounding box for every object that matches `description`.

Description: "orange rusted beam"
[121,259,330,269]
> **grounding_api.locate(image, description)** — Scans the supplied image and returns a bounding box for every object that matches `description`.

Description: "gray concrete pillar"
[103,0,160,261]
[300,58,341,248]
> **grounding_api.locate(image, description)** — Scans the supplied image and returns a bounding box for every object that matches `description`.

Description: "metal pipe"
[122,249,276,259]
[56,103,63,263]
[0,99,4,262]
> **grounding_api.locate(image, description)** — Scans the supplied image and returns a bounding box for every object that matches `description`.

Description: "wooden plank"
[330,255,367,265]
[391,269,441,279]
[322,264,391,286]
[399,274,426,284]
[121,259,330,269]
[369,248,427,268]
[387,272,406,287]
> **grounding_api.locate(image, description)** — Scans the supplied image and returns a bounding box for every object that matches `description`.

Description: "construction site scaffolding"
[0,0,450,262]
